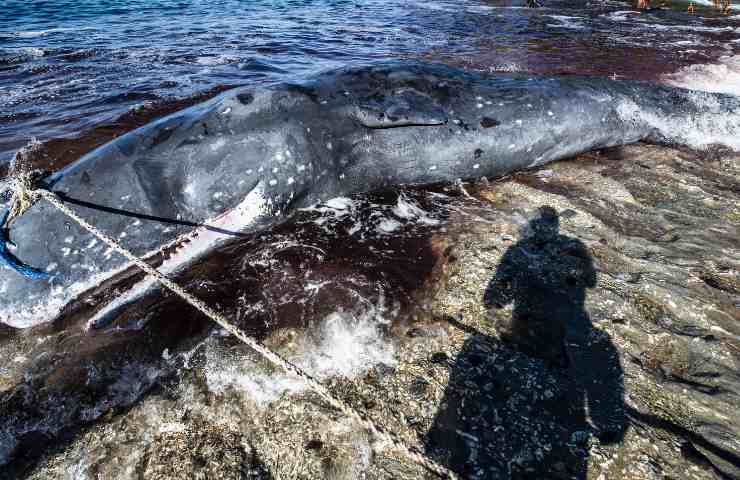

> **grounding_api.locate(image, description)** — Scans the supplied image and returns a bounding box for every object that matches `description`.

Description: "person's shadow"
[426,206,626,479]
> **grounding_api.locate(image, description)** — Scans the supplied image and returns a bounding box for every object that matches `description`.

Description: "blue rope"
[0,210,50,279]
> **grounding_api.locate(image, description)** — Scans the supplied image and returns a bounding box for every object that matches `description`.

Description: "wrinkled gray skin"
[2,61,739,327]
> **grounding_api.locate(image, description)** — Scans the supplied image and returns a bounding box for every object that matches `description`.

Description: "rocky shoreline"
[1,143,738,479]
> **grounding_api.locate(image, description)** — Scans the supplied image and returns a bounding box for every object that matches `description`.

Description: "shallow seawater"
[1,0,739,167]
[0,183,459,472]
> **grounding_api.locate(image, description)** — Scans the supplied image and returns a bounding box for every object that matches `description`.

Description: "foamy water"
[664,55,740,96]
[302,193,442,239]
[617,90,740,150]
[205,305,396,407]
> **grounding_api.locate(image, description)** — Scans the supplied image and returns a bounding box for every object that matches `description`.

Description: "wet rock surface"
[1,143,739,479]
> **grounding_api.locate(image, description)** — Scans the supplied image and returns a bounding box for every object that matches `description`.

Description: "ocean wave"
[664,55,740,96]
[646,23,736,33]
[486,62,525,73]
[600,10,641,22]
[0,30,51,39]
[194,54,240,66]
[0,27,82,39]
[546,14,587,30]
[0,47,53,65]
[617,90,740,150]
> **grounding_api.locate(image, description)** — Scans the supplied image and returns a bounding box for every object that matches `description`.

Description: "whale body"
[2,61,739,328]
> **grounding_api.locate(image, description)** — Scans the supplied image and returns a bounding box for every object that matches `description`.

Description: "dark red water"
[1,0,739,171]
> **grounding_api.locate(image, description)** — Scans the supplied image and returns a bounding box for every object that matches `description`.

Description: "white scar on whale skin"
[86,182,268,330]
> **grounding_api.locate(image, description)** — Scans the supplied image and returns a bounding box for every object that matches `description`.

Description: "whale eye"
[355,90,447,128]
[480,117,500,128]
[236,92,254,105]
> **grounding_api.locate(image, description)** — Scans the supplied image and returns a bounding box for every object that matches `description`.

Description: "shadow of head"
[523,205,559,242]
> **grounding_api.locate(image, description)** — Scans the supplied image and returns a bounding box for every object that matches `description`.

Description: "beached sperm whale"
[1,61,739,328]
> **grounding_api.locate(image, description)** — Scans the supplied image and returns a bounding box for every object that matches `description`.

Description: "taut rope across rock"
[9,179,458,480]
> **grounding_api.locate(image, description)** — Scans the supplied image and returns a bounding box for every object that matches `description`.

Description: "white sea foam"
[645,22,735,33]
[298,309,395,378]
[376,218,403,233]
[617,91,740,150]
[205,357,306,407]
[392,193,439,226]
[546,15,587,30]
[205,305,395,407]
[194,54,239,66]
[487,63,524,73]
[16,47,47,57]
[302,196,354,216]
[300,196,355,229]
[664,55,740,96]
[303,193,441,239]
[601,10,641,22]
[0,27,86,39]
[0,30,51,39]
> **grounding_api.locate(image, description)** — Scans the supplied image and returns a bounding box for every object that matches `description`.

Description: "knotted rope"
[7,172,37,225]
[10,179,458,480]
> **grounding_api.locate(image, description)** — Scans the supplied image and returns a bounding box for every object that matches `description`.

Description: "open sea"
[1,0,739,169]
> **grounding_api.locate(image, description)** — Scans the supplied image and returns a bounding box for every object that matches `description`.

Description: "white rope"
[6,171,37,225]
[30,187,458,480]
